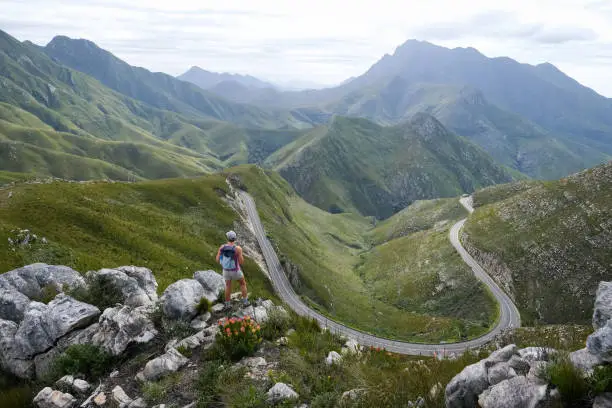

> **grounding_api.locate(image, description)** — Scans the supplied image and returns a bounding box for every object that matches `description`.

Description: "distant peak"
[46,35,102,51]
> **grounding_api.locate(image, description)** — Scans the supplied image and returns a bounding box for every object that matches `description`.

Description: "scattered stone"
[190,312,210,330]
[72,379,90,394]
[487,344,518,363]
[276,337,288,346]
[80,384,103,407]
[33,387,76,408]
[478,376,555,408]
[128,398,147,408]
[137,348,189,381]
[109,370,120,378]
[253,306,268,323]
[239,356,267,368]
[91,305,157,355]
[341,388,367,401]
[211,303,224,313]
[174,328,216,351]
[93,392,107,406]
[570,347,603,373]
[406,397,425,407]
[429,382,443,399]
[266,383,299,403]
[587,320,612,362]
[160,279,206,320]
[286,328,295,336]
[344,339,361,354]
[111,385,132,407]
[593,282,612,329]
[325,351,342,365]
[181,403,197,408]
[593,393,612,408]
[517,347,555,362]
[445,361,488,408]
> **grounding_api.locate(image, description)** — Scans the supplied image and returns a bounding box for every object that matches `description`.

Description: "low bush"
[543,353,593,407]
[50,344,113,381]
[196,297,211,315]
[261,308,291,340]
[68,274,123,310]
[216,316,262,360]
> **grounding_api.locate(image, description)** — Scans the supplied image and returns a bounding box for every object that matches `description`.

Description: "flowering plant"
[216,315,262,360]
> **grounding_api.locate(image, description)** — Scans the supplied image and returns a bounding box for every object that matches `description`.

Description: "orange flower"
[240,326,245,332]
[225,328,231,334]
[376,347,381,352]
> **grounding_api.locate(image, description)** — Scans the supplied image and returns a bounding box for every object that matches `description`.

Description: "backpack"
[219,245,239,271]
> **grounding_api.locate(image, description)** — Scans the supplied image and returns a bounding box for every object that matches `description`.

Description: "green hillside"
[44,36,314,129]
[463,160,612,325]
[230,166,498,342]
[267,114,514,218]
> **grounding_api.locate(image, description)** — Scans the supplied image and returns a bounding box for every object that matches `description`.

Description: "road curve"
[240,191,521,355]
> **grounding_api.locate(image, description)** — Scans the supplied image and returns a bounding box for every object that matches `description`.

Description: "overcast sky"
[3,0,612,95]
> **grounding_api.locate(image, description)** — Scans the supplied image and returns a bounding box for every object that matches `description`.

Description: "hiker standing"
[216,230,249,308]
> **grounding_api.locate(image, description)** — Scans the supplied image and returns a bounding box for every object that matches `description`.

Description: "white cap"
[226,230,237,241]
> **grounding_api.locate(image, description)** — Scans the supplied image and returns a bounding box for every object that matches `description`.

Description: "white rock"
[111,385,132,408]
[193,270,225,302]
[261,299,275,310]
[33,387,77,408]
[190,312,210,330]
[91,305,157,356]
[487,344,518,363]
[253,306,268,323]
[325,351,342,365]
[593,281,612,329]
[518,347,555,362]
[174,328,216,351]
[444,361,488,408]
[160,279,206,320]
[341,388,366,401]
[128,398,147,408]
[344,339,361,354]
[276,337,288,346]
[587,320,612,362]
[72,379,90,394]
[570,347,603,373]
[478,376,554,408]
[93,393,107,406]
[240,357,267,368]
[266,383,299,403]
[487,362,517,386]
[211,303,225,313]
[138,348,189,381]
[593,393,612,408]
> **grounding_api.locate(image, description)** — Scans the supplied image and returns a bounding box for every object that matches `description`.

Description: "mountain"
[44,36,313,129]
[177,66,275,90]
[328,81,608,179]
[266,114,514,218]
[463,160,612,325]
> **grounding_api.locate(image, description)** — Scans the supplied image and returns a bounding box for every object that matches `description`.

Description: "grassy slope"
[230,166,497,342]
[0,175,273,297]
[463,161,612,325]
[268,115,514,218]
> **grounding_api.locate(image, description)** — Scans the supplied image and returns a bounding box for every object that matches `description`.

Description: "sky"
[2,0,612,96]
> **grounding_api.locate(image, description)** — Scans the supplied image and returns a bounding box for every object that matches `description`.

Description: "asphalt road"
[240,192,521,355]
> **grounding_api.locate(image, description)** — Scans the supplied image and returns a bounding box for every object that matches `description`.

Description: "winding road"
[240,192,521,355]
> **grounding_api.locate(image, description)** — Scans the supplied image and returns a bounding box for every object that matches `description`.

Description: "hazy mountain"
[328,81,609,179]
[464,160,612,325]
[44,36,314,129]
[177,66,275,90]
[266,113,515,218]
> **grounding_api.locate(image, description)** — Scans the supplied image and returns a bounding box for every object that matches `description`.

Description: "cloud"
[411,11,598,44]
[1,0,611,95]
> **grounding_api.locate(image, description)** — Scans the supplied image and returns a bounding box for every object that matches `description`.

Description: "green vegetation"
[0,371,33,408]
[50,344,113,381]
[216,316,263,360]
[261,308,292,341]
[68,274,124,310]
[230,166,498,342]
[267,114,514,218]
[196,297,212,315]
[463,161,612,325]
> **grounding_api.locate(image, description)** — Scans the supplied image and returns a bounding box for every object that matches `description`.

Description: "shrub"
[216,316,262,360]
[51,344,113,381]
[175,345,192,358]
[261,308,291,340]
[592,365,612,393]
[68,274,123,310]
[196,297,211,315]
[543,354,591,407]
[35,283,60,304]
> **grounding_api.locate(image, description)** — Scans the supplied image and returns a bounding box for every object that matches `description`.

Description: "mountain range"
[1,28,611,219]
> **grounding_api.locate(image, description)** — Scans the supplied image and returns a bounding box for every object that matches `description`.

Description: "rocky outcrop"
[193,270,224,302]
[91,305,157,356]
[88,266,158,308]
[593,282,612,329]
[160,279,205,320]
[587,282,612,363]
[325,351,342,365]
[137,348,189,381]
[477,376,556,408]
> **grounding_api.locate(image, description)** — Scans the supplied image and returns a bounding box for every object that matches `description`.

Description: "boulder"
[266,383,299,403]
[253,306,268,323]
[1,264,85,300]
[487,344,518,363]
[193,270,224,301]
[445,361,488,408]
[593,393,612,408]
[33,387,77,408]
[56,376,90,394]
[478,376,554,408]
[160,279,205,320]
[570,347,603,373]
[593,282,612,329]
[0,317,34,378]
[111,385,133,408]
[190,312,210,330]
[90,267,157,308]
[91,305,157,355]
[487,362,517,386]
[137,348,189,381]
[0,284,30,322]
[341,388,367,402]
[173,327,216,351]
[587,320,612,362]
[128,398,147,408]
[325,351,342,365]
[14,296,100,359]
[526,361,549,385]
